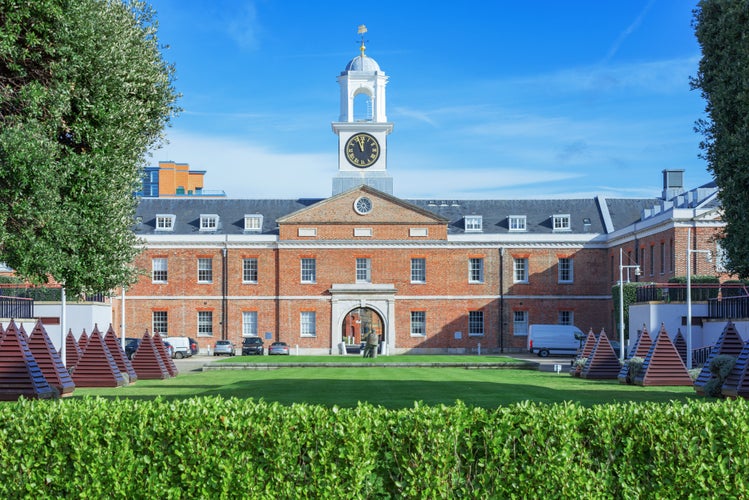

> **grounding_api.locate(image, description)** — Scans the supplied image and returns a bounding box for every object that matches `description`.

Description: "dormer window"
[464,215,483,232]
[244,214,263,232]
[508,215,527,232]
[200,214,219,231]
[155,214,175,231]
[553,214,571,232]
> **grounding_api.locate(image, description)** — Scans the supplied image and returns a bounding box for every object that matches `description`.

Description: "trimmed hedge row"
[1,397,748,498]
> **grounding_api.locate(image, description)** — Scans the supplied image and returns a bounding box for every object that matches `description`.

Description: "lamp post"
[618,248,641,361]
[686,227,712,370]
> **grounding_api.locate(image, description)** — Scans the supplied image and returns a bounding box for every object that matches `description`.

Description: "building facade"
[113,45,731,354]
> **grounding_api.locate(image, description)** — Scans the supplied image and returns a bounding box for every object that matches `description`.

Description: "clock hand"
[355,136,366,151]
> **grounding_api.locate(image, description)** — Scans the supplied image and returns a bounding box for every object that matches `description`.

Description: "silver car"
[213,340,236,356]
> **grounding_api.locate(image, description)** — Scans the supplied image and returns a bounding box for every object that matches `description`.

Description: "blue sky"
[147,0,708,200]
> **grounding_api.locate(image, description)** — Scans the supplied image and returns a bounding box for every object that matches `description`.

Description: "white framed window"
[197,311,213,336]
[464,215,483,232]
[514,258,528,283]
[469,311,484,336]
[508,215,526,231]
[356,258,371,283]
[244,214,263,232]
[469,258,484,283]
[553,214,571,231]
[243,258,258,283]
[558,310,573,326]
[301,258,316,283]
[410,311,426,337]
[513,311,528,336]
[152,311,168,336]
[155,214,175,231]
[200,214,219,231]
[197,258,213,283]
[298,228,317,237]
[152,257,168,283]
[558,258,574,283]
[411,258,426,283]
[242,311,258,337]
[301,311,316,337]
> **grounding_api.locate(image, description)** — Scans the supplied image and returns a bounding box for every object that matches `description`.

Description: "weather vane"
[357,24,368,57]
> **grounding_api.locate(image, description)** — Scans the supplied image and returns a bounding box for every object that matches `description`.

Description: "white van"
[527,324,585,357]
[161,336,193,359]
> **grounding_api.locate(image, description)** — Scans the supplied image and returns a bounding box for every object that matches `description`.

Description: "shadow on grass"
[71,368,698,409]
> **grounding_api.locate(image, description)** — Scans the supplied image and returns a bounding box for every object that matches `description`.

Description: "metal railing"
[635,283,746,304]
[0,296,33,319]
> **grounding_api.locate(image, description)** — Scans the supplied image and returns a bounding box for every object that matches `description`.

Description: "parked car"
[163,341,175,358]
[242,337,264,355]
[162,336,193,359]
[213,340,236,356]
[268,341,290,355]
[125,338,140,360]
[188,338,199,356]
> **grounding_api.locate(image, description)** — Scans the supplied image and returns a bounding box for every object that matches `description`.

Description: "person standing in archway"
[365,330,379,359]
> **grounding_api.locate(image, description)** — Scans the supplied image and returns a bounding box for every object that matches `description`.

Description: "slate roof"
[134,195,660,236]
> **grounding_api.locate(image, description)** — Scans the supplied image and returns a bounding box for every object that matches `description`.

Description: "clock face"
[345,133,380,168]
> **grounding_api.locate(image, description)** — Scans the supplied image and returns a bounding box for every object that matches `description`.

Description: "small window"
[464,215,483,232]
[410,311,426,336]
[469,311,484,336]
[298,228,317,237]
[411,258,426,283]
[152,257,168,283]
[200,214,219,231]
[553,214,571,231]
[469,258,484,283]
[558,311,573,326]
[153,311,168,336]
[301,311,316,337]
[558,258,574,283]
[356,258,371,283]
[243,258,258,283]
[242,311,258,336]
[155,214,175,231]
[301,258,316,283]
[513,311,528,336]
[198,311,213,336]
[198,258,213,283]
[409,228,428,237]
[244,214,263,232]
[508,215,526,232]
[514,258,528,283]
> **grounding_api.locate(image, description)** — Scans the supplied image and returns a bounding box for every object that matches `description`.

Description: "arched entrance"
[341,307,384,347]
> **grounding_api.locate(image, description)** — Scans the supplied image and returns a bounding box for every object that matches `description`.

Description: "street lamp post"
[618,248,641,361]
[686,227,712,370]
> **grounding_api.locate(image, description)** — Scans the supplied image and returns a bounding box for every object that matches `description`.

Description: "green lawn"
[71,365,698,409]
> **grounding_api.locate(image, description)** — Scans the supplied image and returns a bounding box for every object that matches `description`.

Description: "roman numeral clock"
[331,25,394,195]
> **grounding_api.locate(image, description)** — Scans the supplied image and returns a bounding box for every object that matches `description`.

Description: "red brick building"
[112,47,729,354]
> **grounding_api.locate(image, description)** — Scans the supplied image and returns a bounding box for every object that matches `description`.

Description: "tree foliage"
[691,1,749,278]
[0,0,179,295]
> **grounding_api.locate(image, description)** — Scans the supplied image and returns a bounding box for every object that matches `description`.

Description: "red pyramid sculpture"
[153,332,178,377]
[570,329,597,376]
[0,320,56,400]
[104,324,137,384]
[130,331,171,380]
[673,329,688,366]
[78,329,89,353]
[27,320,75,396]
[618,325,653,383]
[635,324,692,386]
[721,341,749,398]
[65,329,83,372]
[72,325,127,388]
[581,329,620,380]
[694,321,745,395]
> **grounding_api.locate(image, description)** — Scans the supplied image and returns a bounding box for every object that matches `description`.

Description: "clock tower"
[332,26,394,195]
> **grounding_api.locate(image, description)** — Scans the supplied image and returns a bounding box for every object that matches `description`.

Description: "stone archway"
[341,307,384,348]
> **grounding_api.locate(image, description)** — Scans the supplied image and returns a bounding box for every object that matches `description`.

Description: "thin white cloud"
[226,3,262,51]
[601,0,656,64]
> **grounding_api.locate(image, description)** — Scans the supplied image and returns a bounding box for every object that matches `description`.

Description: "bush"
[704,355,737,398]
[1,398,749,497]
[623,357,645,384]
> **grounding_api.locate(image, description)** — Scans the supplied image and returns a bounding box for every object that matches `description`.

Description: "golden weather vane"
[357,24,368,56]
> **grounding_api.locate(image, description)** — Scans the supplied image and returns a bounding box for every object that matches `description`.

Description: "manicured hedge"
[0,397,747,498]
